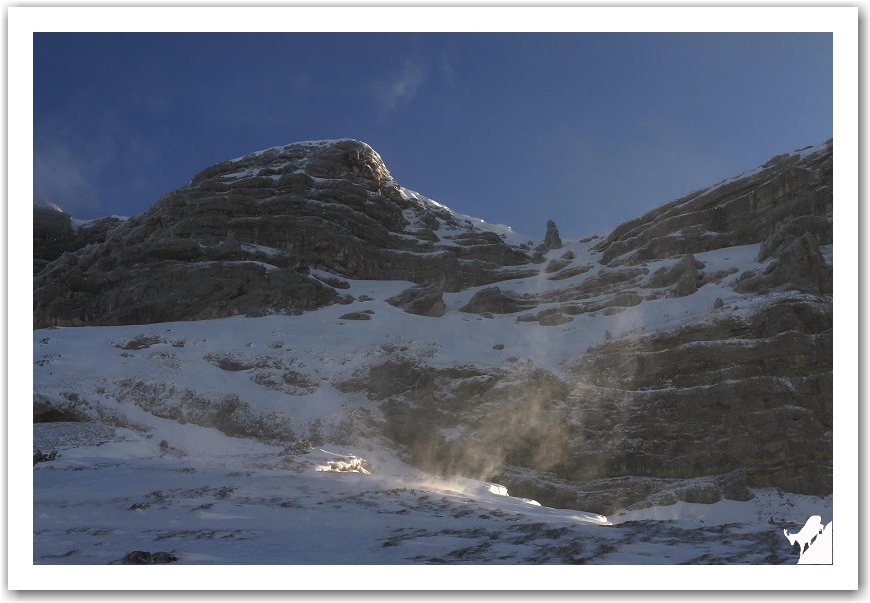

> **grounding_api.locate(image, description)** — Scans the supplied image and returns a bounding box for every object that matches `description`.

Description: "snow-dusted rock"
[385,284,446,317]
[33,139,535,328]
[33,203,125,276]
[593,140,832,266]
[646,254,703,297]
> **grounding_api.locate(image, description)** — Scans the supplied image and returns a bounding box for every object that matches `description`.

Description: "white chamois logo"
[783,515,832,564]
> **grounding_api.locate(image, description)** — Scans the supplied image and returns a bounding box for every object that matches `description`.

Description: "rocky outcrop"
[33,203,74,275]
[645,254,704,297]
[33,139,534,327]
[736,230,832,295]
[561,296,831,497]
[459,268,651,327]
[544,219,562,249]
[459,286,538,314]
[339,310,374,321]
[593,141,832,266]
[34,254,343,326]
[350,293,831,513]
[33,203,125,276]
[386,284,445,317]
[497,468,754,516]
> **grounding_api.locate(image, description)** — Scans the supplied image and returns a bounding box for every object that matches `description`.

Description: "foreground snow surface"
[34,422,829,566]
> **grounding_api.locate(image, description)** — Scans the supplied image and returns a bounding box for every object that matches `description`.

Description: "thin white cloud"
[438,53,457,89]
[373,60,426,109]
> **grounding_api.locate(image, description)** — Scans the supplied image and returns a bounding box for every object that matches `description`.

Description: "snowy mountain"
[32,138,833,568]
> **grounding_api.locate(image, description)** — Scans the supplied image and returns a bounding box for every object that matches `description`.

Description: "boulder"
[339,311,373,321]
[459,287,538,314]
[647,254,703,297]
[385,284,445,317]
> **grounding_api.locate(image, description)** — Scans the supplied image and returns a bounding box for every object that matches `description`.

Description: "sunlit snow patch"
[315,450,371,474]
[484,482,509,496]
[481,483,570,511]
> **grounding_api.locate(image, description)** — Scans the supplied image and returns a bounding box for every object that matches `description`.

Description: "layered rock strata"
[33,140,535,327]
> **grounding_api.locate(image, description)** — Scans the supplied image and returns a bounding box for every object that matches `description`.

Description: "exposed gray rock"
[646,254,703,297]
[736,231,832,295]
[35,260,340,327]
[593,141,832,266]
[546,263,594,281]
[757,215,832,262]
[496,468,753,516]
[33,203,126,276]
[385,284,445,317]
[107,379,301,444]
[544,219,562,249]
[33,394,87,423]
[538,311,572,326]
[33,203,74,275]
[340,287,831,514]
[543,257,571,274]
[459,287,537,314]
[33,139,533,328]
[562,297,832,496]
[339,311,373,321]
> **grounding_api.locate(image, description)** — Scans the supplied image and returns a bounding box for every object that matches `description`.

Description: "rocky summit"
[33,139,535,328]
[33,139,833,518]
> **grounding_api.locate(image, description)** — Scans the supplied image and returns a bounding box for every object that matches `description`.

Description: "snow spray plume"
[382,363,574,486]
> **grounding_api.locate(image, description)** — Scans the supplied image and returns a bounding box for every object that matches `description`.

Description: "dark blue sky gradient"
[33,32,832,238]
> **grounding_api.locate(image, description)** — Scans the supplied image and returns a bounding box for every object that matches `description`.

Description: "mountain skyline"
[32,30,832,239]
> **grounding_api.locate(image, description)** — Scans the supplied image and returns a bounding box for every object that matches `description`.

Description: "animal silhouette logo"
[783,515,832,564]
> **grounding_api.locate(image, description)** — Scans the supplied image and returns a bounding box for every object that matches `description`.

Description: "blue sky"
[33,32,832,239]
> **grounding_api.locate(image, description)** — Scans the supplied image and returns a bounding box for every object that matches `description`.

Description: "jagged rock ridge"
[592,142,832,267]
[33,139,535,328]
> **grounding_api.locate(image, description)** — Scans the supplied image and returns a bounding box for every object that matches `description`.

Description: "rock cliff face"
[32,139,833,515]
[33,203,125,276]
[33,139,534,327]
[33,203,74,275]
[334,141,833,511]
[592,143,832,266]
